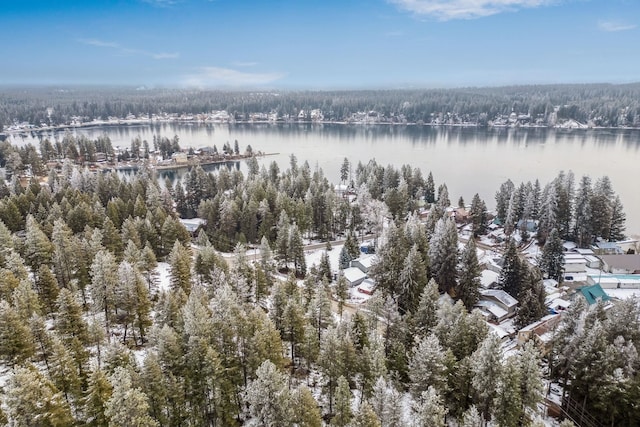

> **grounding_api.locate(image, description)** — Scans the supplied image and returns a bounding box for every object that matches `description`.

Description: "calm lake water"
[9,123,640,236]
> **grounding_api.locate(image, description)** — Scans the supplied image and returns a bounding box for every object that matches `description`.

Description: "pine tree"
[352,401,382,427]
[51,218,77,289]
[4,364,75,426]
[539,228,564,282]
[168,241,192,294]
[469,193,488,237]
[428,216,458,294]
[398,244,428,314]
[413,386,447,427]
[292,386,323,427]
[319,251,332,282]
[370,376,404,427]
[609,195,626,241]
[410,278,440,339]
[497,239,524,298]
[409,334,447,397]
[335,274,349,318]
[457,238,481,310]
[105,367,158,427]
[573,175,593,247]
[35,264,60,315]
[0,299,35,365]
[49,335,82,404]
[492,356,523,427]
[460,405,483,427]
[515,272,547,329]
[90,250,119,334]
[12,278,42,321]
[471,333,503,421]
[245,360,293,426]
[84,368,113,427]
[339,245,352,270]
[24,214,54,270]
[290,224,307,276]
[425,172,435,203]
[331,376,353,426]
[518,341,544,422]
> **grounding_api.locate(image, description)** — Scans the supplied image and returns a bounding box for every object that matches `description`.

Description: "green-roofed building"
[577,284,611,305]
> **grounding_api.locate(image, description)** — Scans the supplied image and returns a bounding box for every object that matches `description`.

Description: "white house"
[342,267,367,287]
[563,253,587,273]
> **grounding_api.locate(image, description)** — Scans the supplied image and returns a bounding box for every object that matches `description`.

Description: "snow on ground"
[604,288,640,300]
[156,262,172,292]
[305,243,344,275]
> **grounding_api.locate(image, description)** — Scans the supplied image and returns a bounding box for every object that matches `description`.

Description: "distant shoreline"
[4,118,640,139]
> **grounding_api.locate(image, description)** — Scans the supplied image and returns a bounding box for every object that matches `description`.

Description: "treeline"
[2,83,640,129]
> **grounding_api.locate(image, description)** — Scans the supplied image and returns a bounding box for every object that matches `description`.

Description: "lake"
[9,123,640,236]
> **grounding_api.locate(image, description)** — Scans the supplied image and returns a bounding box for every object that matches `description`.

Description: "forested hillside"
[2,83,640,129]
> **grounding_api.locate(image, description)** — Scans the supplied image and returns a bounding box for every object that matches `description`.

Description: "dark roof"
[578,284,611,305]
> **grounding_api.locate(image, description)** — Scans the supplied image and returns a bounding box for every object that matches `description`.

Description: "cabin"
[350,255,376,274]
[474,289,518,323]
[562,253,587,273]
[342,267,366,287]
[577,284,611,305]
[517,314,562,355]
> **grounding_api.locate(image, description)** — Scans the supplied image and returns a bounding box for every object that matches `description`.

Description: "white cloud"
[141,0,182,7]
[78,38,179,60]
[232,61,259,67]
[598,20,636,32]
[390,0,554,20]
[182,66,286,87]
[79,39,119,48]
[152,52,180,59]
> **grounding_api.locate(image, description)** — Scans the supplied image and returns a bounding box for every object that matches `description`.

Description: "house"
[453,208,470,223]
[356,279,375,295]
[516,219,537,232]
[342,267,366,287]
[577,284,611,305]
[179,218,206,235]
[584,255,601,269]
[517,314,562,355]
[350,255,376,274]
[172,152,188,164]
[599,254,640,274]
[474,289,518,322]
[562,253,587,273]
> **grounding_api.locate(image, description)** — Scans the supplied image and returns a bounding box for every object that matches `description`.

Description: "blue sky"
[2,0,638,88]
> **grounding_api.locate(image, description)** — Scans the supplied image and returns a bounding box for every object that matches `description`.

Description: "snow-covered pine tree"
[471,333,503,422]
[105,367,158,427]
[539,228,564,282]
[457,238,481,310]
[428,216,458,294]
[245,360,293,426]
[412,386,447,427]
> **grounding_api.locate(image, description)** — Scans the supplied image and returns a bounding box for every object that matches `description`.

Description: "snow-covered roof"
[480,270,499,288]
[480,289,518,308]
[342,267,366,283]
[353,254,376,269]
[179,217,206,232]
[357,279,376,293]
[563,241,577,251]
[475,300,508,320]
[550,298,571,309]
[543,278,559,288]
[575,248,595,256]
